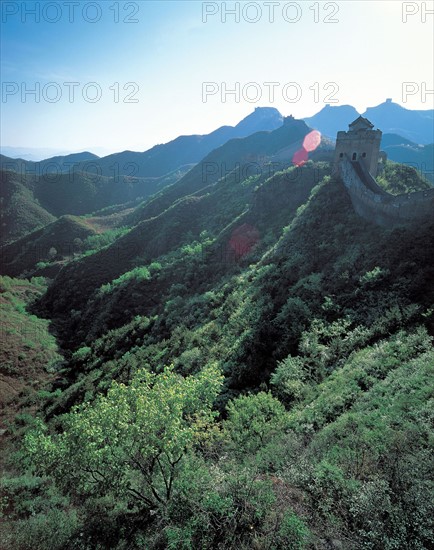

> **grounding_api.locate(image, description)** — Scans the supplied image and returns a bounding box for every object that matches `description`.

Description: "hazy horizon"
[2,99,433,160]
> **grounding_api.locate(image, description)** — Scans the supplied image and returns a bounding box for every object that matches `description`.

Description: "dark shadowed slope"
[0,170,56,244]
[127,117,313,225]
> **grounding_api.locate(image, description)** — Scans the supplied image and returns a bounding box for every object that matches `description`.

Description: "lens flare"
[292,147,308,167]
[303,130,321,152]
[292,130,321,167]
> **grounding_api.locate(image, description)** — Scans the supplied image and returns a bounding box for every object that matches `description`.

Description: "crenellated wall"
[339,156,434,227]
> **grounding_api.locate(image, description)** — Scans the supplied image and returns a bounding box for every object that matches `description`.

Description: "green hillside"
[0,276,61,430]
[34,170,117,216]
[0,171,56,244]
[127,117,315,226]
[376,160,432,194]
[384,143,434,184]
[33,169,192,217]
[36,160,328,343]
[0,161,192,227]
[0,152,99,175]
[0,216,99,277]
[1,125,433,549]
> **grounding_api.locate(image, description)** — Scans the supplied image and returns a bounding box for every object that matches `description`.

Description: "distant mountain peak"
[365,99,408,112]
[303,104,360,139]
[363,101,434,144]
[254,106,281,113]
[235,107,283,133]
[304,101,433,144]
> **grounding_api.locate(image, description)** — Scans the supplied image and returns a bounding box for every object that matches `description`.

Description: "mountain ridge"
[304,99,434,144]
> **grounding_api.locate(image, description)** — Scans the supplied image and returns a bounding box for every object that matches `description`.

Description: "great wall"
[333,116,434,227]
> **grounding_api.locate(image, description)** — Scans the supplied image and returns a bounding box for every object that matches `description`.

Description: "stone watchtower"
[333,116,383,177]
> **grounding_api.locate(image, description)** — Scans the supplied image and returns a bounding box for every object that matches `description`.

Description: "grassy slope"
[37,163,328,345]
[0,216,98,277]
[0,276,61,430]
[36,169,434,417]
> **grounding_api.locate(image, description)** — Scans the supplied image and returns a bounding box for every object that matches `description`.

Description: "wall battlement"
[334,116,433,227]
[340,156,434,227]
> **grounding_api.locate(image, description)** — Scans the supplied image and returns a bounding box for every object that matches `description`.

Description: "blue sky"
[1,1,433,155]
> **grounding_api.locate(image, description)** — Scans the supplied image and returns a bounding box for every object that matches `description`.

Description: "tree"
[270,355,307,406]
[224,392,288,456]
[25,365,223,512]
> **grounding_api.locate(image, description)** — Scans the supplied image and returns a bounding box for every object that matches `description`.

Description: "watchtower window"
[352,152,357,160]
[339,153,343,158]
[362,152,367,158]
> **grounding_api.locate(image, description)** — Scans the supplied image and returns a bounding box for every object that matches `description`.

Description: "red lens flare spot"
[303,130,321,152]
[292,147,308,167]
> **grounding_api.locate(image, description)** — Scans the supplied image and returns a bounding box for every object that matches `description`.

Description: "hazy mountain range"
[2,100,432,166]
[304,99,434,144]
[1,101,432,248]
[1,107,283,177]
